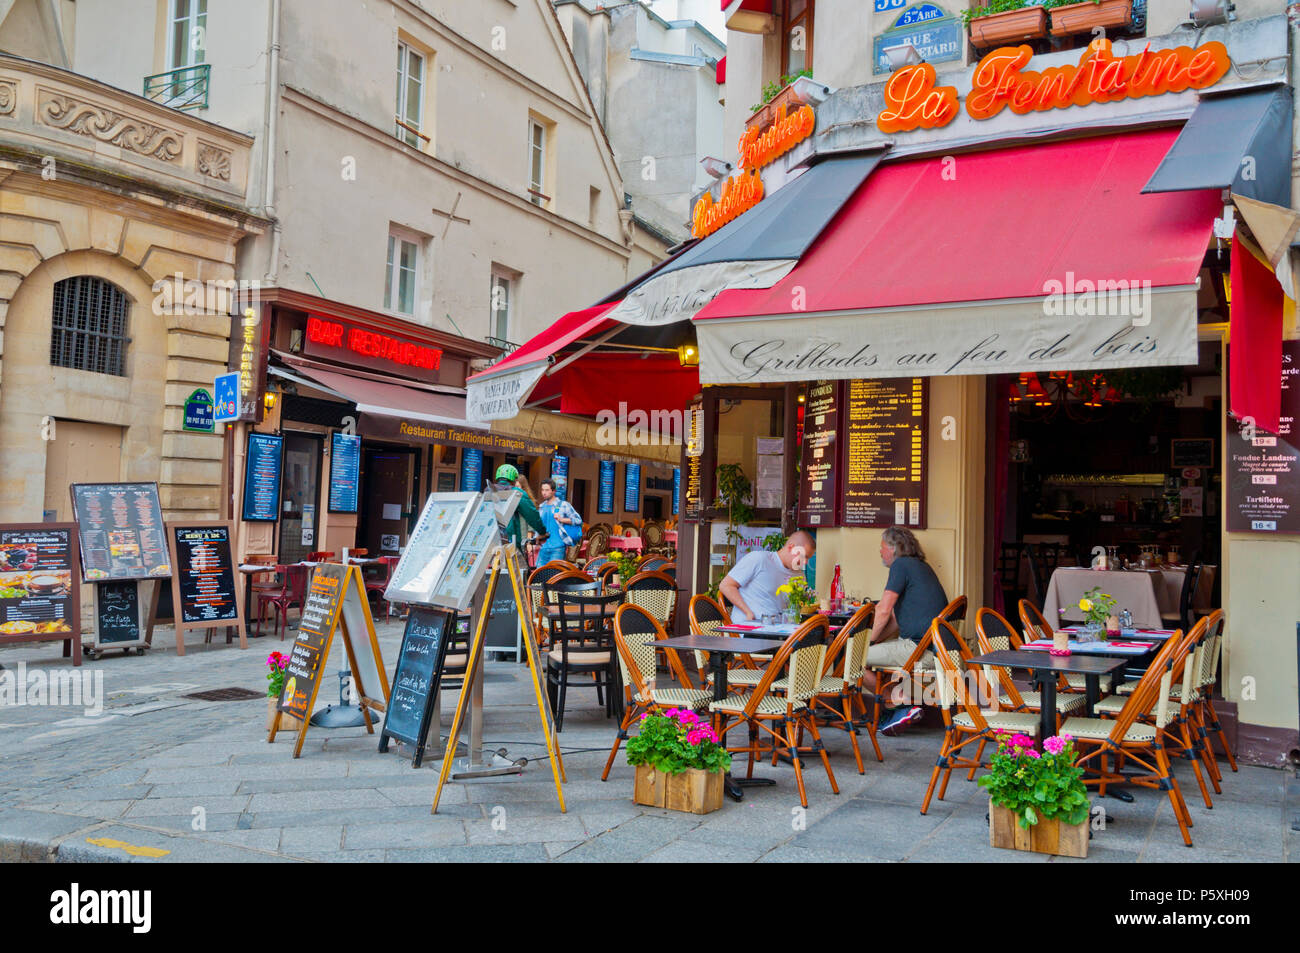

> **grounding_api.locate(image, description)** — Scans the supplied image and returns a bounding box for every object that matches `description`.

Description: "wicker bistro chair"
[869,594,967,713]
[595,562,619,588]
[583,555,610,574]
[975,608,1086,726]
[808,603,882,774]
[545,587,624,732]
[922,620,1042,815]
[1019,598,1113,694]
[601,604,713,781]
[1093,617,1218,809]
[687,593,766,693]
[1194,611,1237,776]
[638,555,670,572]
[710,615,840,809]
[1060,628,1196,847]
[585,526,610,560]
[623,570,678,633]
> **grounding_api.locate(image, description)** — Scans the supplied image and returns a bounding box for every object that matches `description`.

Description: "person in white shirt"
[719,531,815,620]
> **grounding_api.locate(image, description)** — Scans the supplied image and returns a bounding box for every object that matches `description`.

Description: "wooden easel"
[431,543,565,814]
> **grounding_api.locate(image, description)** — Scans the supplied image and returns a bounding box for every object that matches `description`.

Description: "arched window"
[50,277,130,376]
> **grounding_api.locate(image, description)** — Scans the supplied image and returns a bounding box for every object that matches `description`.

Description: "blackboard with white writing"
[95,579,141,645]
[379,607,452,767]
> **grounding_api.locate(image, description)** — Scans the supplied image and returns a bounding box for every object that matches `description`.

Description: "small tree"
[714,463,754,570]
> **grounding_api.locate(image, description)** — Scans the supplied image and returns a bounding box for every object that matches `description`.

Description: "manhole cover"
[183,687,265,702]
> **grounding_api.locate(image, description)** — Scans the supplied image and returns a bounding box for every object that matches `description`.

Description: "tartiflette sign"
[305,315,442,377]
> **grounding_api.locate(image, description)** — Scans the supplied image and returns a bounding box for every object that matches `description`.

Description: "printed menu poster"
[431,499,500,611]
[328,432,362,513]
[598,460,615,514]
[1228,341,1299,533]
[0,526,77,637]
[385,494,476,603]
[171,525,239,623]
[798,381,841,527]
[551,454,569,501]
[242,433,283,522]
[71,482,171,581]
[673,467,681,515]
[623,463,641,513]
[684,400,702,520]
[279,565,346,721]
[460,448,483,492]
[840,378,928,528]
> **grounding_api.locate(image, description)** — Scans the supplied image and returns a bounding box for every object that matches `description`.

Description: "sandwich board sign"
[164,521,246,655]
[379,606,454,768]
[268,562,389,757]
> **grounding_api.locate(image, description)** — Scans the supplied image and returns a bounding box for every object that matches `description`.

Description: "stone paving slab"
[2,622,1296,862]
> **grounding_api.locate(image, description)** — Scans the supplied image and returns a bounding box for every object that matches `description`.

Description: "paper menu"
[385,496,475,602]
[431,499,500,610]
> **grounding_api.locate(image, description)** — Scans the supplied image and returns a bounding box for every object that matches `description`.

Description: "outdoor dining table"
[607,536,643,552]
[967,649,1129,744]
[655,633,783,801]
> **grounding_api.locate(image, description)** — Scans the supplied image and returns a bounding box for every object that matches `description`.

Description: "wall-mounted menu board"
[0,524,81,663]
[70,482,171,581]
[623,463,641,513]
[242,433,283,522]
[328,432,362,513]
[797,381,841,527]
[379,606,452,767]
[1228,341,1299,534]
[460,448,483,492]
[683,400,702,521]
[840,378,928,528]
[673,467,681,515]
[597,460,615,513]
[168,522,241,627]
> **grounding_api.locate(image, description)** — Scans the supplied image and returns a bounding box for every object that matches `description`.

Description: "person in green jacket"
[493,464,545,549]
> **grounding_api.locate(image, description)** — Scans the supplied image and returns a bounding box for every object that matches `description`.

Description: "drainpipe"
[262,0,282,285]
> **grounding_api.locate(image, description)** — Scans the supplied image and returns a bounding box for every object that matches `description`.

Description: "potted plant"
[775,575,818,623]
[962,0,1049,50]
[606,550,640,588]
[713,463,755,570]
[1077,587,1118,640]
[627,708,731,814]
[1045,0,1133,37]
[747,69,814,131]
[980,732,1090,857]
[264,651,301,733]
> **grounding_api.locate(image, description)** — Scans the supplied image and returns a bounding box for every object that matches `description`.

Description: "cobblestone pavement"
[1,623,1296,863]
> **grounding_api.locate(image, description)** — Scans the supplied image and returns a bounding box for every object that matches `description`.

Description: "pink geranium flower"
[1043,735,1067,756]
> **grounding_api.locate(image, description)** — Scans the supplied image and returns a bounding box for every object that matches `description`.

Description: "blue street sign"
[213,372,240,424]
[183,388,214,433]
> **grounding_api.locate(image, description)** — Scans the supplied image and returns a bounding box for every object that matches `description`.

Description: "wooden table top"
[968,650,1128,675]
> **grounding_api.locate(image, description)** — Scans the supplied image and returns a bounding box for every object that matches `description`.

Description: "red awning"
[473,301,619,382]
[550,354,701,418]
[277,357,469,424]
[1230,233,1283,435]
[715,56,726,85]
[695,129,1222,384]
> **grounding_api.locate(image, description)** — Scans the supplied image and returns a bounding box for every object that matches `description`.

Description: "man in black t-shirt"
[862,526,950,735]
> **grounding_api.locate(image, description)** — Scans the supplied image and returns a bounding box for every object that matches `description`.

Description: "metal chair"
[256,563,308,640]
[545,585,622,731]
[1162,551,1203,633]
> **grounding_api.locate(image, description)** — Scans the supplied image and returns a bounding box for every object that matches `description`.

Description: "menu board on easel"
[840,378,928,529]
[1228,341,1300,534]
[384,493,480,605]
[379,606,452,768]
[797,381,841,527]
[270,562,388,757]
[0,524,82,664]
[70,482,171,581]
[165,521,245,655]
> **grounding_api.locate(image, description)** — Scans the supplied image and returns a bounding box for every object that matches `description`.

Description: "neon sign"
[738,104,816,170]
[877,39,1231,133]
[305,316,443,371]
[691,169,765,239]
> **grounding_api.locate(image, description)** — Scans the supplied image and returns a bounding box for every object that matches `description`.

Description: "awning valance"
[695,129,1221,384]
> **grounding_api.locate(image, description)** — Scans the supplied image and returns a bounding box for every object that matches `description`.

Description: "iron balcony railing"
[143,63,210,111]
[486,336,521,356]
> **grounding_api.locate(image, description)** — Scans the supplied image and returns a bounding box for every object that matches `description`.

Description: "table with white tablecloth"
[1042,568,1169,629]
[1157,565,1216,614]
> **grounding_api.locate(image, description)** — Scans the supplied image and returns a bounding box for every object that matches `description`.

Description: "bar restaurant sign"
[303,315,443,383]
[877,39,1230,134]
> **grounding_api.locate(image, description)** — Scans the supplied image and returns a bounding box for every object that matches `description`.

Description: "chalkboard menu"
[328,432,362,513]
[0,524,80,650]
[169,524,239,624]
[598,460,615,513]
[380,607,452,766]
[95,579,141,645]
[1228,341,1300,534]
[484,588,520,653]
[684,400,703,521]
[460,448,483,492]
[70,482,171,581]
[798,381,841,527]
[279,564,346,721]
[673,467,681,515]
[242,433,283,522]
[624,463,641,513]
[841,378,928,528]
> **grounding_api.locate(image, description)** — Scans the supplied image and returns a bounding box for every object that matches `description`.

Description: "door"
[363,449,415,556]
[44,420,124,626]
[278,433,322,563]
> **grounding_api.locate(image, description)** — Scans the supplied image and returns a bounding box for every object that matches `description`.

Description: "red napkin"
[728,624,760,630]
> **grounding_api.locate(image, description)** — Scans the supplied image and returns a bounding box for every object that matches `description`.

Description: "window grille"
[50,277,130,376]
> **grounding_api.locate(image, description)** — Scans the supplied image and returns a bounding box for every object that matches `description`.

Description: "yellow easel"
[431,543,565,813]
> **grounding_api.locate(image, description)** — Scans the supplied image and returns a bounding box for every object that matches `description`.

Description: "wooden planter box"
[266,696,302,735]
[634,764,725,814]
[1049,0,1132,37]
[746,81,809,132]
[989,801,1088,857]
[967,7,1049,49]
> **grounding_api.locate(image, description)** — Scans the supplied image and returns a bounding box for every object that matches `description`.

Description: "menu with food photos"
[0,524,79,642]
[70,482,171,581]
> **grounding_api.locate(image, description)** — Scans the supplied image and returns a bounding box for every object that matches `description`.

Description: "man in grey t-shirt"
[719,531,815,621]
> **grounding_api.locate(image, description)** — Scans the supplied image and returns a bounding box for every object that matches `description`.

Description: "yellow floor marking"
[85,837,170,858]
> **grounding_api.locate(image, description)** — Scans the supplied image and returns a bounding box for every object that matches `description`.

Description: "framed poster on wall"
[623,463,641,513]
[597,460,615,514]
[242,433,284,522]
[328,432,362,513]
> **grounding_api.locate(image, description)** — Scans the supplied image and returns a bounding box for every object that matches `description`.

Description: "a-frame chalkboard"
[378,606,454,768]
